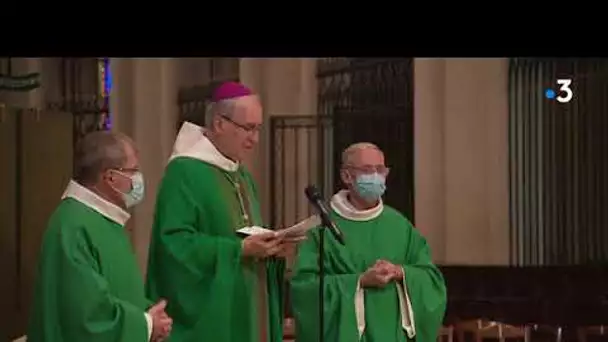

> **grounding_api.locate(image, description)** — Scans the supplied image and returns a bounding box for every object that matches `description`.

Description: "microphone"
[304,185,345,245]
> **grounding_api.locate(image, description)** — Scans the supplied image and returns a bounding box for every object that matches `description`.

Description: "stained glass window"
[98,57,112,130]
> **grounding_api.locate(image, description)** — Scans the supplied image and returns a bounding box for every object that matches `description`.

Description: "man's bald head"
[74,131,136,186]
[341,142,384,168]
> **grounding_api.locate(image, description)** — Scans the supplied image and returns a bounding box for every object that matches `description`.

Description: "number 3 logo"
[556,79,573,103]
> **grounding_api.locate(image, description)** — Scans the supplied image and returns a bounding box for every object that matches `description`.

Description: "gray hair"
[204,98,239,128]
[341,142,382,167]
[73,131,130,185]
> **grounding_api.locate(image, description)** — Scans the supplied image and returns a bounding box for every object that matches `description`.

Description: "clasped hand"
[147,299,172,342]
[360,260,404,288]
[241,232,303,259]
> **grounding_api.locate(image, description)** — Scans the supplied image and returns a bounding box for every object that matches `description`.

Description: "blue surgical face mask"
[114,171,145,208]
[354,172,386,202]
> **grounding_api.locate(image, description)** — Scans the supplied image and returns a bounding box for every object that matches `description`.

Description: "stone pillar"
[0,58,44,107]
[414,58,447,262]
[442,58,509,265]
[174,57,212,88]
[239,58,267,209]
[0,58,73,338]
[239,58,318,227]
[0,58,45,339]
[414,57,510,265]
[240,58,317,274]
[111,58,178,273]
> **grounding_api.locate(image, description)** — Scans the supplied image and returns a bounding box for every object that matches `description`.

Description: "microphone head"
[304,185,323,201]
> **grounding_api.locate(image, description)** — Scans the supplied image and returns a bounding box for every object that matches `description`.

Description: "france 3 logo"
[545,79,574,103]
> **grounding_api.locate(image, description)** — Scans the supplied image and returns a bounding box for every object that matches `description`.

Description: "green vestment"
[27,180,151,342]
[145,122,285,342]
[290,190,447,342]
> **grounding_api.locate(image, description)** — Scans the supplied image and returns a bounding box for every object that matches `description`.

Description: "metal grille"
[38,57,111,174]
[269,58,415,229]
[319,58,414,218]
[269,115,332,229]
[508,58,608,265]
[332,109,414,218]
[317,58,413,114]
[51,58,108,152]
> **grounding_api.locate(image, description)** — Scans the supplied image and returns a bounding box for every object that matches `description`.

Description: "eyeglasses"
[345,165,390,175]
[220,115,261,134]
[112,167,140,173]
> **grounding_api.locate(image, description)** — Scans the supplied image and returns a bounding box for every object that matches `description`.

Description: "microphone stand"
[318,223,326,342]
[304,185,344,342]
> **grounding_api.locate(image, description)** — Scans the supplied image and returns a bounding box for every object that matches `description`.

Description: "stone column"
[174,57,212,88]
[0,58,74,338]
[414,58,510,265]
[111,58,178,273]
[239,57,266,199]
[413,58,447,262]
[442,58,510,265]
[239,58,318,227]
[0,58,44,339]
[0,58,44,107]
[240,58,317,275]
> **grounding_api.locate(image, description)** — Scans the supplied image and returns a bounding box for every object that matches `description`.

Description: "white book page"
[275,215,321,238]
[236,215,321,240]
[236,226,275,236]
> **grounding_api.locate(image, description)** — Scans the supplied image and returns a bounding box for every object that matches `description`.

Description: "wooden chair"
[438,325,454,342]
[454,319,531,342]
[531,324,563,342]
[577,325,607,342]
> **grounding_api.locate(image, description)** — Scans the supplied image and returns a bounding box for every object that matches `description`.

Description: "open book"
[236,215,322,240]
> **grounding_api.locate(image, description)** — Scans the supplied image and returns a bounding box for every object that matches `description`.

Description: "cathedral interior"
[1,57,607,341]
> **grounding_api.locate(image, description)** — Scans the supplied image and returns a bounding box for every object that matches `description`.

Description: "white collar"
[329,189,383,221]
[62,180,130,226]
[168,121,239,172]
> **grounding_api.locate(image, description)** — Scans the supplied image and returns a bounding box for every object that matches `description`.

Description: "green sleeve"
[59,227,149,342]
[265,257,287,342]
[289,232,361,342]
[241,168,287,342]
[400,232,447,342]
[155,161,243,277]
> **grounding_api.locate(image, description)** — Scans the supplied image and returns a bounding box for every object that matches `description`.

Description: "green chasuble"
[27,180,151,342]
[290,190,447,342]
[146,121,285,342]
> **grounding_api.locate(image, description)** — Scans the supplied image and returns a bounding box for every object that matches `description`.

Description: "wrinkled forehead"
[231,95,263,124]
[348,147,385,167]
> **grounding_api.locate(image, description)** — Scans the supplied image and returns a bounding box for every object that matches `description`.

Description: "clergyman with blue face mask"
[26,131,173,342]
[290,142,447,342]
